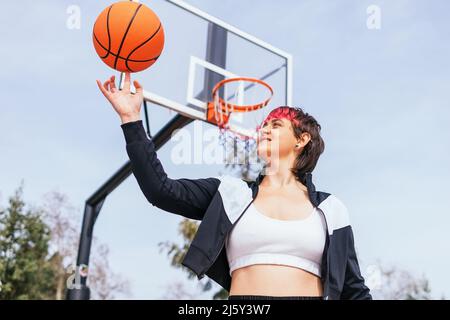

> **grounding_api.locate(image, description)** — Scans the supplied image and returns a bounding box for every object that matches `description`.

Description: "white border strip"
[187,56,238,109]
[143,90,206,120]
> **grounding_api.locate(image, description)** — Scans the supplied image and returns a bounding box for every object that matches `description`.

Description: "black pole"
[143,100,152,138]
[66,114,193,300]
[204,23,227,101]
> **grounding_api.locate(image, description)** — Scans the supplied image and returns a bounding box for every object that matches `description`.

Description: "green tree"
[0,186,130,300]
[0,185,56,299]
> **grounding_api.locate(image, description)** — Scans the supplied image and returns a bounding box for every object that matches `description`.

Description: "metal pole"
[66,114,193,300]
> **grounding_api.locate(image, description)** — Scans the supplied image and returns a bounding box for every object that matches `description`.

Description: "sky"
[1,0,450,299]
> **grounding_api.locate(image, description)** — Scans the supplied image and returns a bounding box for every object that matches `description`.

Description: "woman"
[97,73,372,300]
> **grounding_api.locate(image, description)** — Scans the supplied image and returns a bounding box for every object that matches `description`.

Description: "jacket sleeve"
[341,226,372,300]
[121,120,220,221]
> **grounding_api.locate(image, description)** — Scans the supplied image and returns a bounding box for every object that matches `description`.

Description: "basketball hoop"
[206,77,273,165]
[207,77,273,139]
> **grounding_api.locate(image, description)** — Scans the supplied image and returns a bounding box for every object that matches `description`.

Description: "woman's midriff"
[229,264,323,297]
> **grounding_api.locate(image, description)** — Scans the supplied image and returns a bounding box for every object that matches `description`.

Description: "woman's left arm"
[340,226,372,300]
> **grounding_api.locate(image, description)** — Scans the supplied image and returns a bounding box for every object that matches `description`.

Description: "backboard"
[136,0,293,138]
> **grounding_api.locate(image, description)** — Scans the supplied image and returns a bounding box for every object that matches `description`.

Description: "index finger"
[123,72,131,91]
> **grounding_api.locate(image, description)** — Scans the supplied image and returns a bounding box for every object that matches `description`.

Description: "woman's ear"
[296,132,312,148]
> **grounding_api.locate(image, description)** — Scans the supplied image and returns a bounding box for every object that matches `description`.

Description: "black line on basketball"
[125,23,162,64]
[125,55,160,73]
[125,61,134,73]
[93,34,160,63]
[98,5,113,59]
[114,4,143,70]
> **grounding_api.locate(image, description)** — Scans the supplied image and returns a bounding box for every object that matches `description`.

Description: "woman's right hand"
[96,72,143,124]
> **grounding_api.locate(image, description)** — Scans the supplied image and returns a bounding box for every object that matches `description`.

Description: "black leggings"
[228,295,323,300]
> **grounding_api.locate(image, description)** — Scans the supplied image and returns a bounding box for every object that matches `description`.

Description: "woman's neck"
[262,159,300,189]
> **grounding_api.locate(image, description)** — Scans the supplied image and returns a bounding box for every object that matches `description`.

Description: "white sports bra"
[225,203,327,277]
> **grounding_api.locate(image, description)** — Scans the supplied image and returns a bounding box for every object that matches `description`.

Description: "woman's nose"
[258,128,268,138]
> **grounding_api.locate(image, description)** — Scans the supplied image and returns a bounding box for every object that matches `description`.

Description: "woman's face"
[257,117,299,162]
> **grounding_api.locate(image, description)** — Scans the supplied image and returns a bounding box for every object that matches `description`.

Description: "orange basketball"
[93,1,165,73]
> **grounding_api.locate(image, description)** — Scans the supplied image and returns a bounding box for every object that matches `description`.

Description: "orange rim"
[210,77,273,114]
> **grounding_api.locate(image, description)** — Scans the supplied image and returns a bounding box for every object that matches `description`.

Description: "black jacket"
[121,120,372,300]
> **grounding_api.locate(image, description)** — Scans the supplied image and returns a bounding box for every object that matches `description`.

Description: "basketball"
[93,1,165,73]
